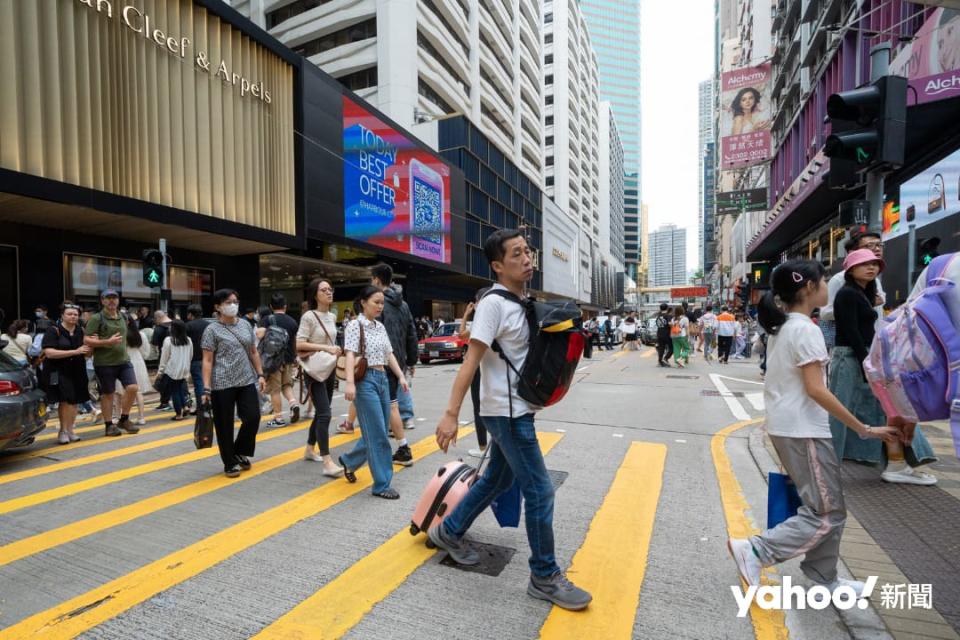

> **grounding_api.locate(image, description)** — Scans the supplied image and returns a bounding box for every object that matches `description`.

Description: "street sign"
[670,286,709,299]
[715,189,768,215]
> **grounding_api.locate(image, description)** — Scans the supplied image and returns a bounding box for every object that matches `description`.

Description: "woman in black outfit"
[829,249,937,485]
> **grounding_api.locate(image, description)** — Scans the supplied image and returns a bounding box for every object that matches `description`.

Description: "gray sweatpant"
[751,436,847,584]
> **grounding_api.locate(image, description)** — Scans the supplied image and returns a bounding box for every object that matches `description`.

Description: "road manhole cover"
[665,375,700,380]
[547,469,569,489]
[439,542,516,576]
[701,389,745,397]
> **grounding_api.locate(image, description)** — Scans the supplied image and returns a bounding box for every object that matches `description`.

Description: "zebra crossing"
[0,404,669,639]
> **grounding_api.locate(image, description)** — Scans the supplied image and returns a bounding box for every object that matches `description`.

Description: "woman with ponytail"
[728,259,898,595]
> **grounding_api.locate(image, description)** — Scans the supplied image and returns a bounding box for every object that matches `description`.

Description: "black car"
[640,319,659,346]
[0,351,47,452]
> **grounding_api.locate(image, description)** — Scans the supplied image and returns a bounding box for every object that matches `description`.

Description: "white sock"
[886,460,907,473]
[398,438,408,447]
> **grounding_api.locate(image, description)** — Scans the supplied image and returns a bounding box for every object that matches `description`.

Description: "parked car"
[640,318,658,346]
[0,351,47,452]
[418,322,468,364]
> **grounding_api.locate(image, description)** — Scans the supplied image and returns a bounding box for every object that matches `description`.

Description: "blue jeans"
[170,379,188,415]
[340,369,394,494]
[442,413,559,577]
[398,384,414,422]
[190,361,205,402]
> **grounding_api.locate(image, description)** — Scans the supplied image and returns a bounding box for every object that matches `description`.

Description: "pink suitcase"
[409,460,478,537]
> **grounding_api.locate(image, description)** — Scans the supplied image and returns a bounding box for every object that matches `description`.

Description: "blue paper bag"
[490,480,522,528]
[767,471,802,530]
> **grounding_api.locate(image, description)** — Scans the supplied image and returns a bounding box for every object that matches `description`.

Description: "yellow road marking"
[252,431,563,640]
[0,430,470,640]
[711,419,788,640]
[0,420,307,515]
[640,348,655,358]
[0,432,362,568]
[38,412,176,443]
[539,441,666,639]
[0,419,189,467]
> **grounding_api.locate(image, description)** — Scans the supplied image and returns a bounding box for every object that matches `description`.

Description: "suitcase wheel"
[409,523,420,536]
[425,538,436,549]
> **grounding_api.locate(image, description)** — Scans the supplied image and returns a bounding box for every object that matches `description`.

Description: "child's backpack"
[483,290,584,411]
[864,254,960,457]
[257,316,289,374]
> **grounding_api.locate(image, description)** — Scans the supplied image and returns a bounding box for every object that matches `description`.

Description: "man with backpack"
[84,289,140,437]
[699,305,718,362]
[655,303,674,367]
[431,228,592,612]
[257,293,300,428]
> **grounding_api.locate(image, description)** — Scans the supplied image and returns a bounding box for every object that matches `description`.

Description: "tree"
[691,267,704,284]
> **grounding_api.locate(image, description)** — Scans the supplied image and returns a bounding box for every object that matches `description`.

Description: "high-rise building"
[580,0,641,277]
[598,102,625,266]
[542,0,601,245]
[228,0,544,185]
[699,79,716,273]
[648,224,687,287]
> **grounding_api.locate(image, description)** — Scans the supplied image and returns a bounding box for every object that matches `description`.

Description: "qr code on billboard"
[413,179,441,242]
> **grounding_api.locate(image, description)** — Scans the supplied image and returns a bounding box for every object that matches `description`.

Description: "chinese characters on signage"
[716,189,768,215]
[720,63,772,169]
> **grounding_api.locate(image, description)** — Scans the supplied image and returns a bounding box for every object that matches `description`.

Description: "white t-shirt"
[764,313,831,438]
[620,320,637,335]
[470,284,538,417]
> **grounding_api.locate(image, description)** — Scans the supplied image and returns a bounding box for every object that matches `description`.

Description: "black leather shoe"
[236,455,252,470]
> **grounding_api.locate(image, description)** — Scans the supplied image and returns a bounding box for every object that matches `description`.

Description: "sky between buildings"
[641,0,715,272]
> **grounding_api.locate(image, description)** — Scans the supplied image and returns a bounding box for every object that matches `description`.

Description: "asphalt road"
[0,346,898,639]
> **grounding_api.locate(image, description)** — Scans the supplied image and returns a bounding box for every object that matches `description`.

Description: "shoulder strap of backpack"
[927,254,958,286]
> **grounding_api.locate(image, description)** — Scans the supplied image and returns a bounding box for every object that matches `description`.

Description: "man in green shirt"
[84,289,140,437]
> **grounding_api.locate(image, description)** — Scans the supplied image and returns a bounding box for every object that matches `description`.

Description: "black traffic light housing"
[917,237,941,269]
[142,249,164,288]
[824,75,907,188]
[752,262,773,289]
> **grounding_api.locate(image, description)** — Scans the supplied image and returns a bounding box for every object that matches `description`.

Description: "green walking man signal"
[142,249,164,289]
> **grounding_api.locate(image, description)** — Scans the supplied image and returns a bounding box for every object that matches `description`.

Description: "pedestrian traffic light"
[142,249,163,288]
[917,237,941,269]
[824,75,907,171]
[752,262,772,289]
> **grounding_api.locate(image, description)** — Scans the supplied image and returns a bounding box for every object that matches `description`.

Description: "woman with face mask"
[201,289,267,478]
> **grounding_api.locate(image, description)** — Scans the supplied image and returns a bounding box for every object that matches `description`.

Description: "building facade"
[229,0,544,187]
[580,0,642,278]
[699,79,716,273]
[648,224,687,287]
[542,0,601,244]
[541,197,581,300]
[598,102,626,266]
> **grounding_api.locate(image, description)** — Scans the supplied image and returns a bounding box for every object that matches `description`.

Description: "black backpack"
[655,313,672,340]
[258,316,288,374]
[482,290,585,412]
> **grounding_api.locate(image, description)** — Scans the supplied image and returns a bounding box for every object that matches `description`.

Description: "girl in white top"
[158,320,194,420]
[296,278,343,476]
[727,259,898,596]
[340,286,409,500]
[115,317,152,425]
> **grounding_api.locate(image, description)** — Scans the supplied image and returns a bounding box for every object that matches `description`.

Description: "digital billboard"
[885,148,960,241]
[342,96,452,265]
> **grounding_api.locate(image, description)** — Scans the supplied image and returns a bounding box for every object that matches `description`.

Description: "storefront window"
[65,253,213,312]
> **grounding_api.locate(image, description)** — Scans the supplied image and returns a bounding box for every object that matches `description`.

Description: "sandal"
[373,488,400,500]
[339,456,356,483]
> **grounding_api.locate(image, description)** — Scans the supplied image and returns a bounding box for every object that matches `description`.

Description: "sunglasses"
[63,304,80,311]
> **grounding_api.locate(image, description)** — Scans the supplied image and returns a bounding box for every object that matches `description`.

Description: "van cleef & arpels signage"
[0,0,295,235]
[77,0,272,103]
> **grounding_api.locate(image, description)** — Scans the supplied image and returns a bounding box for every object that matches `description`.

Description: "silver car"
[0,351,47,452]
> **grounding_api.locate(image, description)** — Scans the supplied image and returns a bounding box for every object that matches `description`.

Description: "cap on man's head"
[101,289,119,298]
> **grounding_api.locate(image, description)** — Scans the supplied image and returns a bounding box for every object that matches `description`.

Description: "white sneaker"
[881,466,937,485]
[727,539,762,586]
[403,419,416,430]
[303,445,322,462]
[468,447,487,458]
[824,578,870,598]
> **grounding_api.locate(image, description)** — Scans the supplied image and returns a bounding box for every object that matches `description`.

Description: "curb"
[745,423,894,640]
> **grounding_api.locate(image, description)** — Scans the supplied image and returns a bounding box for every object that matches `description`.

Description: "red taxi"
[418,322,468,364]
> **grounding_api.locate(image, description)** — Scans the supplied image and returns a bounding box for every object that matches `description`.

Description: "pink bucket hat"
[843,248,885,273]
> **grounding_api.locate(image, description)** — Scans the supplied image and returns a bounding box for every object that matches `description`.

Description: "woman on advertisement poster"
[730,87,771,135]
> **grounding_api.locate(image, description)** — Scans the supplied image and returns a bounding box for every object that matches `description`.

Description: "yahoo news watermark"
[731,576,934,618]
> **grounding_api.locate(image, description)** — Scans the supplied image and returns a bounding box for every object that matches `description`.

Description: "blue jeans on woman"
[442,412,560,578]
[170,379,188,416]
[340,369,394,494]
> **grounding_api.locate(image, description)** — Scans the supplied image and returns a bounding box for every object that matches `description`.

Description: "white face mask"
[221,303,239,318]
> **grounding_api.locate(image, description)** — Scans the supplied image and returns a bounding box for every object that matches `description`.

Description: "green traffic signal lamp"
[142,248,164,289]
[824,76,906,170]
[917,237,941,269]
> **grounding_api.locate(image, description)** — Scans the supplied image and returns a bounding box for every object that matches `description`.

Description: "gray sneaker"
[427,524,479,566]
[527,571,592,610]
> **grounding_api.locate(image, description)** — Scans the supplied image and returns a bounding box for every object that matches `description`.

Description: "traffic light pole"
[866,43,891,235]
[907,223,917,287]
[159,238,168,313]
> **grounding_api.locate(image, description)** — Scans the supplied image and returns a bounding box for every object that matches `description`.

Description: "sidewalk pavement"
[749,421,960,640]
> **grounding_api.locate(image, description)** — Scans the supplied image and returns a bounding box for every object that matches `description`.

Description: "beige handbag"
[298,312,337,382]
